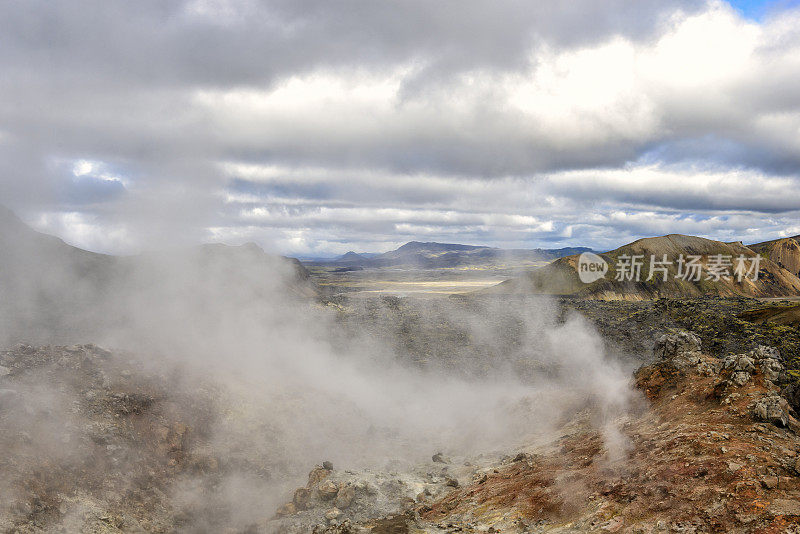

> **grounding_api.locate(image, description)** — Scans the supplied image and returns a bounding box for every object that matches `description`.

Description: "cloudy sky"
[1,0,800,256]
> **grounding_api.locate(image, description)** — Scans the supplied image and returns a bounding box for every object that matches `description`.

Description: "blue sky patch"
[728,0,800,19]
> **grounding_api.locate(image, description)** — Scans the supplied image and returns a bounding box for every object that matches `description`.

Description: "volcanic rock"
[654,331,702,369]
[751,395,791,427]
[318,479,340,501]
[335,485,355,509]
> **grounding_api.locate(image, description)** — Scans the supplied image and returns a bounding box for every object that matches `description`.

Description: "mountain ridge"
[314,241,593,269]
[749,236,800,278]
[486,233,800,299]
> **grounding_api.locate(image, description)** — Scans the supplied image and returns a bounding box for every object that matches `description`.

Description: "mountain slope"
[750,236,800,278]
[334,251,369,264]
[487,234,800,300]
[0,207,316,346]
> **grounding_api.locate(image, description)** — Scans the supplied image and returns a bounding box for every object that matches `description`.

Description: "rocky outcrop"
[641,333,799,434]
[718,345,787,391]
[636,331,707,398]
[270,456,477,532]
[751,395,792,427]
[653,331,702,370]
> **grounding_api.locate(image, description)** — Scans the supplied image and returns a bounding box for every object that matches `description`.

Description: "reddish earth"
[418,351,800,532]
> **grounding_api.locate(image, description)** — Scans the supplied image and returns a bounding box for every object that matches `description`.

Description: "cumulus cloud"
[0,0,799,254]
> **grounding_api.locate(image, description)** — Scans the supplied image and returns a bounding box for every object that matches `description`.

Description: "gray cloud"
[1,0,800,254]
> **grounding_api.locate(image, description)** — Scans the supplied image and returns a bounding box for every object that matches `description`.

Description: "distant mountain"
[749,236,800,278]
[306,241,592,269]
[334,251,370,264]
[0,206,316,346]
[486,234,800,300]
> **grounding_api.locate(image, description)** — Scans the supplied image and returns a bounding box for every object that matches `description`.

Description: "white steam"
[0,220,639,529]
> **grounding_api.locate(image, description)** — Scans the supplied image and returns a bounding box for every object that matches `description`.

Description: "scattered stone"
[696,360,720,376]
[727,461,743,473]
[600,516,624,532]
[751,395,790,427]
[325,508,341,522]
[318,479,339,501]
[768,498,800,516]
[335,485,355,510]
[445,478,459,488]
[432,452,447,463]
[323,460,334,471]
[13,343,34,354]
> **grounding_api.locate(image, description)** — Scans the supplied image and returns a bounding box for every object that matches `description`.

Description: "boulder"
[335,485,355,509]
[720,346,785,389]
[751,395,790,427]
[432,452,448,463]
[729,371,752,387]
[308,466,330,487]
[723,354,755,374]
[293,488,310,511]
[318,480,339,501]
[751,346,785,383]
[654,332,702,370]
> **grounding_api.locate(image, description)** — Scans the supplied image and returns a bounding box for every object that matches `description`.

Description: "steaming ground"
[5,260,800,531]
[152,293,640,528]
[0,211,646,531]
[0,250,641,531]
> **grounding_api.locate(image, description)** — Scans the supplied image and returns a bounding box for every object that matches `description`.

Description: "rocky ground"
[268,331,800,533]
[0,343,224,533]
[561,296,800,362]
[3,297,800,532]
